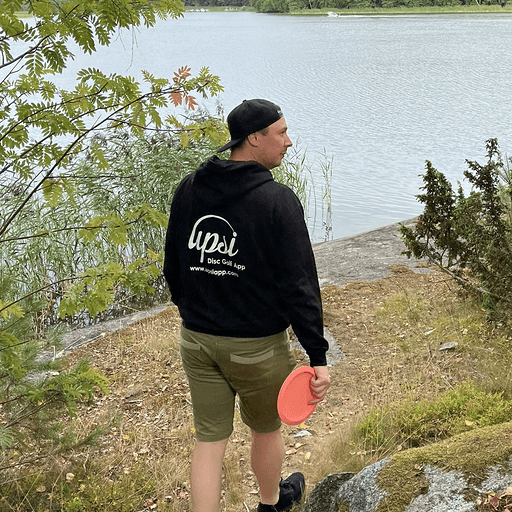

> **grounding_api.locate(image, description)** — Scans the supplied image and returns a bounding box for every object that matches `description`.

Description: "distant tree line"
[183,0,250,6]
[251,0,507,12]
[17,0,509,11]
[167,0,508,11]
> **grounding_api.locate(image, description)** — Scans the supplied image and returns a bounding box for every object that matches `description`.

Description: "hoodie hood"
[190,155,274,208]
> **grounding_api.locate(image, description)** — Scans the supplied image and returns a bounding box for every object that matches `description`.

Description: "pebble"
[294,430,312,438]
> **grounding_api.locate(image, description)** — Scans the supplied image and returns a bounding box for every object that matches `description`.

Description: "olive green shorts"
[179,325,296,442]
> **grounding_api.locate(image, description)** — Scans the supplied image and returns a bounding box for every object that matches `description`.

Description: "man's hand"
[309,366,330,404]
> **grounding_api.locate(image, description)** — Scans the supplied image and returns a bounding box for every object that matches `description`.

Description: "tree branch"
[0,213,146,244]
[0,254,157,316]
[420,246,510,304]
[0,277,77,316]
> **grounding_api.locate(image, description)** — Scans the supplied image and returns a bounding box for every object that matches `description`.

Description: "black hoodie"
[163,155,328,367]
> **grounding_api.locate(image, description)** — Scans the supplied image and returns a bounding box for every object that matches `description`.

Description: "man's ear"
[246,132,259,147]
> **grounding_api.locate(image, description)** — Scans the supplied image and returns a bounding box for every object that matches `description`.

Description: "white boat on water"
[327,11,340,17]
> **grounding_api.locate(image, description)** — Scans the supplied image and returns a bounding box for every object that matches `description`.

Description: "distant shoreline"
[185,6,512,15]
[15,5,512,18]
[287,5,512,15]
[185,3,512,16]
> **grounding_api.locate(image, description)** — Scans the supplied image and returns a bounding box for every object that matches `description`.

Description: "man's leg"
[190,438,229,512]
[251,428,284,505]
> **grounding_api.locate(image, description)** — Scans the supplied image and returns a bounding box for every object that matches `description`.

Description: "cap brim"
[217,137,245,153]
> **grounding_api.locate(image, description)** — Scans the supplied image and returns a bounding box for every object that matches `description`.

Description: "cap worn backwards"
[217,99,284,153]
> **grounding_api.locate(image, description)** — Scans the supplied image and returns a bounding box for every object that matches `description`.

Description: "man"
[163,99,330,512]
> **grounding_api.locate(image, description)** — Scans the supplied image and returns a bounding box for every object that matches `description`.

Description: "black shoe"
[257,472,305,512]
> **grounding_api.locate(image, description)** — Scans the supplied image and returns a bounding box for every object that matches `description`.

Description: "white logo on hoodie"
[188,215,239,263]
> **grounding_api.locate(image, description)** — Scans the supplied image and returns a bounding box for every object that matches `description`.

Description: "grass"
[356,380,512,451]
[274,147,334,242]
[2,267,512,511]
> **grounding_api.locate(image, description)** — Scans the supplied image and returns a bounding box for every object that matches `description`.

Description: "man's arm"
[273,186,329,366]
[163,189,183,305]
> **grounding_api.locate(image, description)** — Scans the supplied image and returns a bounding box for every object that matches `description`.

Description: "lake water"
[55,11,512,240]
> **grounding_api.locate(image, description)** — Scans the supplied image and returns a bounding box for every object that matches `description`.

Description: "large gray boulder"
[304,422,512,512]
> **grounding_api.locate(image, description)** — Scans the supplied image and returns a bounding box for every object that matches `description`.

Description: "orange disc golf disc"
[277,366,317,426]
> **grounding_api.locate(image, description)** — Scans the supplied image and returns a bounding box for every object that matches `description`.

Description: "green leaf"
[0,332,26,380]
[180,130,189,148]
[0,0,225,463]
[0,426,15,450]
[0,300,24,320]
[78,216,106,241]
[32,1,54,17]
[42,178,64,207]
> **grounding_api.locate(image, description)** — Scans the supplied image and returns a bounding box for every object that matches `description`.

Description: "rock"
[404,465,479,512]
[439,341,458,351]
[304,422,512,512]
[303,473,355,512]
[332,458,389,512]
[313,218,433,288]
[294,430,312,438]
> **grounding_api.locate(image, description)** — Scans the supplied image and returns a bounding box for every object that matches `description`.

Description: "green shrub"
[400,139,512,324]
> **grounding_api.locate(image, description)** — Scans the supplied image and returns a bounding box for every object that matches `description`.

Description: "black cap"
[217,99,284,153]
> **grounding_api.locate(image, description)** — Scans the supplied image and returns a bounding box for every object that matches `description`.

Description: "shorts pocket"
[180,338,201,351]
[230,349,274,365]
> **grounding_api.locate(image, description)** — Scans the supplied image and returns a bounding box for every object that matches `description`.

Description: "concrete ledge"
[313,217,431,287]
